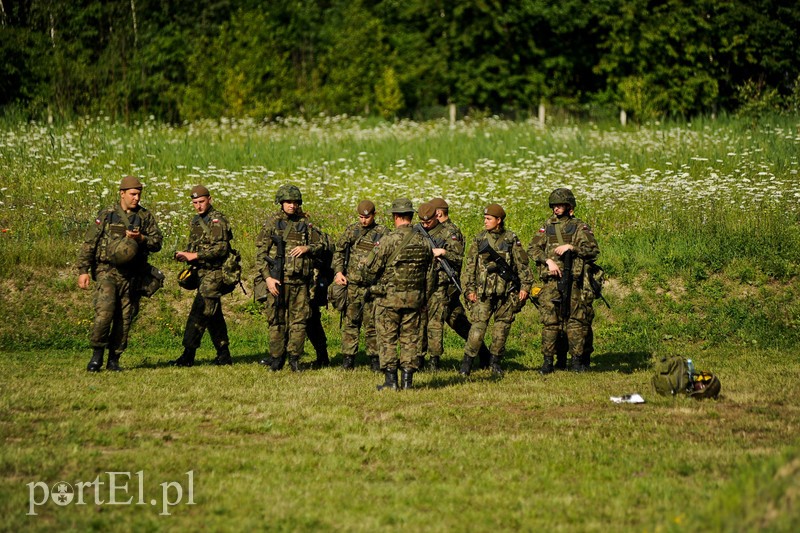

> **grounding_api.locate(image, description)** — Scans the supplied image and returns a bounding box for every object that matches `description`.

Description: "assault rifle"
[477,239,521,294]
[269,234,286,323]
[552,250,574,321]
[415,224,463,294]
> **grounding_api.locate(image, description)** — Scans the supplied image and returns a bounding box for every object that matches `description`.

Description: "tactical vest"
[383,230,430,294]
[544,217,583,276]
[347,225,384,285]
[428,222,459,284]
[276,217,312,279]
[189,210,231,269]
[476,229,517,297]
[97,208,144,268]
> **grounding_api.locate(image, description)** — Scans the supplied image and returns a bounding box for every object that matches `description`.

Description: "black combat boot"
[87,348,104,372]
[213,346,233,366]
[478,346,491,369]
[313,351,330,369]
[106,352,122,372]
[539,356,555,375]
[171,348,196,367]
[258,354,271,366]
[428,356,440,371]
[459,355,474,376]
[569,357,588,373]
[376,368,398,391]
[489,355,504,377]
[414,355,425,371]
[270,355,286,371]
[289,356,301,372]
[342,355,355,370]
[369,355,381,372]
[401,369,414,390]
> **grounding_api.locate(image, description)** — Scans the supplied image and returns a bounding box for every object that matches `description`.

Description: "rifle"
[270,234,286,323]
[476,239,521,294]
[415,224,463,294]
[339,241,351,329]
[553,250,574,321]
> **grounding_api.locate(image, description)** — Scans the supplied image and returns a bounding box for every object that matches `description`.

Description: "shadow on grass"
[590,351,653,373]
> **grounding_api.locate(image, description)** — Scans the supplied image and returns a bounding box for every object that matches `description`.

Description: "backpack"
[220,247,243,295]
[651,356,692,396]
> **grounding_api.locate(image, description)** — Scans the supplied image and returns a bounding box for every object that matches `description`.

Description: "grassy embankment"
[1,115,799,531]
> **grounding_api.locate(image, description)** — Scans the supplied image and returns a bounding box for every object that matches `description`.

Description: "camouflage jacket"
[332,222,389,286]
[186,206,232,271]
[77,203,163,278]
[360,223,434,309]
[422,220,464,287]
[527,215,600,280]
[462,227,533,298]
[255,209,324,284]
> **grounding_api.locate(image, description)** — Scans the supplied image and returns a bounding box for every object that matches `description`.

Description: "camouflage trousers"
[340,284,378,358]
[90,269,141,356]
[182,292,229,353]
[538,279,594,360]
[263,281,311,358]
[464,294,519,358]
[375,302,422,371]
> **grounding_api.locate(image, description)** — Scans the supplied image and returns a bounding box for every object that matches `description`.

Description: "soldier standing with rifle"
[331,200,388,370]
[460,204,532,377]
[255,184,324,372]
[361,198,434,390]
[77,176,163,372]
[527,188,600,374]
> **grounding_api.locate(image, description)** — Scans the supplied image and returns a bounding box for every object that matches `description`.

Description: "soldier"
[426,197,491,368]
[171,185,234,367]
[460,203,532,376]
[77,175,163,371]
[361,198,434,390]
[527,188,600,374]
[255,184,324,372]
[332,200,389,370]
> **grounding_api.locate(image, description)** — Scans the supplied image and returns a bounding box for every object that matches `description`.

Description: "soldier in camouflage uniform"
[77,176,163,371]
[332,199,389,371]
[527,188,600,374]
[460,204,532,376]
[171,185,234,367]
[255,184,325,372]
[361,198,434,390]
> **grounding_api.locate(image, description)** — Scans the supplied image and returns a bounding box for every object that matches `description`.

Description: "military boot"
[414,355,425,371]
[313,350,330,369]
[87,348,104,372]
[106,352,122,372]
[369,355,381,373]
[171,348,196,367]
[258,354,271,366]
[489,355,504,377]
[570,357,588,373]
[342,355,355,370]
[428,356,440,371]
[213,346,233,366]
[401,369,414,390]
[459,355,474,376]
[270,355,286,371]
[539,356,555,375]
[376,368,398,391]
[478,346,491,369]
[289,356,301,372]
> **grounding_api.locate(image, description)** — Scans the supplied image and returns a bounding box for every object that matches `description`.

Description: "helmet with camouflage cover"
[275,184,303,205]
[549,188,576,209]
[108,237,138,265]
[689,371,721,400]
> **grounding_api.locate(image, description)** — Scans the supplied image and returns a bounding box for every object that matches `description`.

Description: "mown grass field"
[1,115,799,531]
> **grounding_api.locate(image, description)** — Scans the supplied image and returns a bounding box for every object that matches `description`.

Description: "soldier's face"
[282,200,300,215]
[358,213,375,227]
[435,209,449,223]
[120,188,141,210]
[552,204,572,216]
[192,196,211,215]
[483,215,501,231]
[421,217,438,230]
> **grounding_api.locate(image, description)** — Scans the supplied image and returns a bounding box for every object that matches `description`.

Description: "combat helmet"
[549,188,576,209]
[108,237,138,266]
[275,184,303,205]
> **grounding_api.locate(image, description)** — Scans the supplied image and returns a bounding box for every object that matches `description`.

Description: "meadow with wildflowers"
[1,115,799,531]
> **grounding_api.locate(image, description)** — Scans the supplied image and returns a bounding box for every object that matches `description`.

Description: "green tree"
[374,66,404,119]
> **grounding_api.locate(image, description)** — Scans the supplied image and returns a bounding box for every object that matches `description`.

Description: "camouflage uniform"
[528,211,600,372]
[361,204,434,390]
[77,202,162,368]
[179,205,234,364]
[461,225,532,374]
[333,221,389,369]
[255,209,324,370]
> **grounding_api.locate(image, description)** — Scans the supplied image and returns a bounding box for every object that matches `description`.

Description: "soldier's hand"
[175,251,198,263]
[78,274,91,290]
[126,229,143,242]
[432,247,446,258]
[334,272,348,286]
[467,292,477,303]
[554,244,574,256]
[266,277,282,297]
[519,290,529,301]
[546,259,561,277]
[288,245,310,258]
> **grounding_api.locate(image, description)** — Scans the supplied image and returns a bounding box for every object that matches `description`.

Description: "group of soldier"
[77,177,602,391]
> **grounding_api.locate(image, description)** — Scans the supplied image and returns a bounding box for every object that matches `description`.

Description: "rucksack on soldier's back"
[651,355,721,399]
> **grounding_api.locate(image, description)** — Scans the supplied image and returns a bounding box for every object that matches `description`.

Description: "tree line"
[1,0,799,123]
